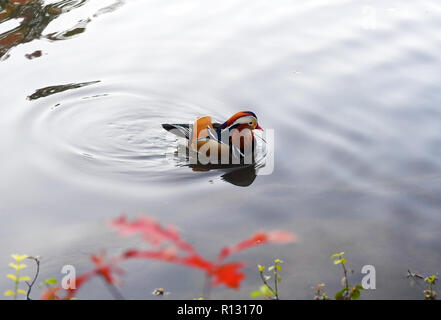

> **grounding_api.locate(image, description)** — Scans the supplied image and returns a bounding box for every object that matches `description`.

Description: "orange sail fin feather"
[190,116,214,150]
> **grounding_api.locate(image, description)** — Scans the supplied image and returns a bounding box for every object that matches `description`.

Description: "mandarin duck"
[162,111,263,162]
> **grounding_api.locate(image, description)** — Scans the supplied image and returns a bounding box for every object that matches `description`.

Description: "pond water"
[1,0,441,299]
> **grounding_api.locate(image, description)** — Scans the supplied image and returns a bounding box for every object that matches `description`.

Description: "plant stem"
[26,256,40,300]
[202,274,212,300]
[341,263,349,299]
[14,265,19,300]
[274,266,279,300]
[103,279,125,300]
[259,271,277,300]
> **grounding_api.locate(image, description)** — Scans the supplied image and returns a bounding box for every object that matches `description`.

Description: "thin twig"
[259,272,277,300]
[407,269,425,280]
[406,269,426,290]
[274,267,279,300]
[341,263,349,299]
[25,256,40,300]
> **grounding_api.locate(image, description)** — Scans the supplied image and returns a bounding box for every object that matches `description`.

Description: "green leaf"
[8,263,18,270]
[7,274,17,281]
[8,263,27,270]
[276,265,282,271]
[260,285,275,297]
[330,252,344,259]
[333,258,347,265]
[335,288,348,300]
[4,290,15,297]
[426,275,437,284]
[268,266,275,272]
[351,289,360,300]
[19,276,31,282]
[257,265,265,272]
[44,278,58,285]
[274,259,284,264]
[250,290,262,298]
[17,289,26,295]
[11,254,28,263]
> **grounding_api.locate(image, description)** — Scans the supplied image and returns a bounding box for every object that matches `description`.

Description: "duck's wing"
[162,121,222,139]
[162,123,191,139]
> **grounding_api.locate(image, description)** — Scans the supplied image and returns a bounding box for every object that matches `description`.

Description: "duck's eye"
[249,122,253,125]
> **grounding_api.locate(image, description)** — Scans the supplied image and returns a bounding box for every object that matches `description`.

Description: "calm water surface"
[1,0,441,299]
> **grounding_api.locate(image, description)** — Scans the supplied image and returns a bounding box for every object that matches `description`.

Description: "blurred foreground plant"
[407,270,437,300]
[331,252,363,300]
[4,254,30,299]
[314,251,363,300]
[39,278,61,300]
[37,215,297,300]
[312,283,329,300]
[425,275,437,300]
[250,259,284,300]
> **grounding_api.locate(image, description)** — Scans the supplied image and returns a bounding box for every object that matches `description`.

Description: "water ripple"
[20,82,226,188]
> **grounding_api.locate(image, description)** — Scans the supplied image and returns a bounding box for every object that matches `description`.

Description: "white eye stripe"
[231,116,256,126]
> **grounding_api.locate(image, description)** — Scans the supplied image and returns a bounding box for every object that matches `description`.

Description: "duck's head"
[220,111,263,131]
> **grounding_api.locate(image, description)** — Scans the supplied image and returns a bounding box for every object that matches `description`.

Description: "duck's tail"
[161,123,191,139]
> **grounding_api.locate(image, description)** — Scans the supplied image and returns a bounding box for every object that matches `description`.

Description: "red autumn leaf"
[63,252,124,300]
[183,254,215,272]
[121,249,215,273]
[122,247,178,261]
[218,230,298,261]
[267,230,299,243]
[121,249,245,289]
[108,216,297,292]
[52,269,99,300]
[54,215,297,299]
[90,252,124,285]
[41,287,61,300]
[64,271,95,300]
[110,216,195,253]
[211,262,245,289]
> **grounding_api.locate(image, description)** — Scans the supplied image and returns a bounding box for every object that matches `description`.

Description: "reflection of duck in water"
[189,163,257,187]
[162,111,263,163]
[221,165,257,187]
[163,111,263,187]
